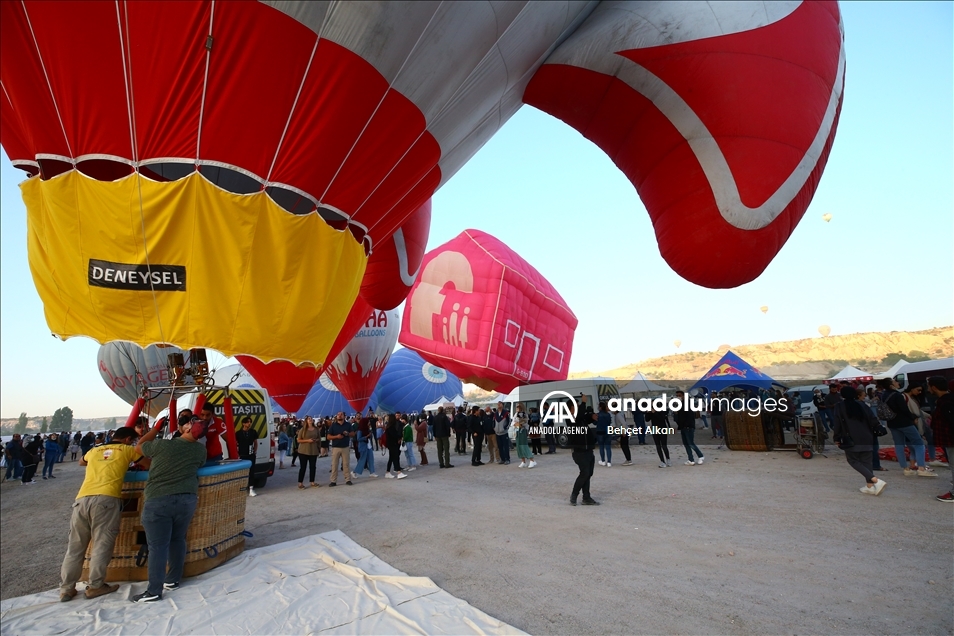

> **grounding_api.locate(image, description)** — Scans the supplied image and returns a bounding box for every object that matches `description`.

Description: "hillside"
[571,326,953,382]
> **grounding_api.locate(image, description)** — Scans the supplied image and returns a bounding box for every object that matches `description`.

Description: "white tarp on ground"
[0,531,524,635]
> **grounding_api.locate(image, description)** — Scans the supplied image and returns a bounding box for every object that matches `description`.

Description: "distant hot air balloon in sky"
[326,308,400,412]
[2,1,845,363]
[822,213,833,222]
[674,340,682,348]
[760,306,769,314]
[818,324,831,337]
[374,349,462,415]
[400,230,577,393]
[98,342,188,417]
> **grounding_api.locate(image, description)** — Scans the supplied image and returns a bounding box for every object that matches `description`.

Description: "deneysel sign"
[88,259,186,291]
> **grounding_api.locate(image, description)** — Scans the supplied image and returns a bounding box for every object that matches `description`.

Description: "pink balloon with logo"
[399,230,577,393]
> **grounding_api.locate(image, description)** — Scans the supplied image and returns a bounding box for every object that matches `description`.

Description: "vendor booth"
[691,352,789,452]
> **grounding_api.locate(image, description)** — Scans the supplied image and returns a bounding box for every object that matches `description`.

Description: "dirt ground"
[2,436,952,635]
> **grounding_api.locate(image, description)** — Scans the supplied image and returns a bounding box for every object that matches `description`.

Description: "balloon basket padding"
[81,461,251,582]
[723,411,774,452]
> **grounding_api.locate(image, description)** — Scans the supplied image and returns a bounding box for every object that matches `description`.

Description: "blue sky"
[2,2,951,418]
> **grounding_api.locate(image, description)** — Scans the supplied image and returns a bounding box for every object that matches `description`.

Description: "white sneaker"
[396,472,407,479]
[696,457,705,465]
[351,472,358,480]
[658,462,667,468]
[368,473,379,478]
[685,461,696,466]
[385,472,395,479]
[248,487,257,497]
[622,461,633,466]
[528,461,537,469]
[606,462,611,468]
[860,485,877,495]
[927,460,949,468]
[917,468,938,478]
[598,461,605,466]
[406,466,416,472]
[518,461,526,468]
[665,459,672,467]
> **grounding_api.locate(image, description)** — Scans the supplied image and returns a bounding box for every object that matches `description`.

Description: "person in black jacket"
[833,385,886,494]
[877,378,936,477]
[674,391,704,466]
[568,398,599,506]
[21,434,42,484]
[468,407,484,466]
[453,408,468,455]
[432,406,453,468]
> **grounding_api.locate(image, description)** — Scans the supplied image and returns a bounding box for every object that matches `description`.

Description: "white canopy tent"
[422,394,466,411]
[619,371,669,394]
[828,364,874,382]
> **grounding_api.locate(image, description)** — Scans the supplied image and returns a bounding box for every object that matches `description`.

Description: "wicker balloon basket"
[82,460,251,582]
[723,411,775,451]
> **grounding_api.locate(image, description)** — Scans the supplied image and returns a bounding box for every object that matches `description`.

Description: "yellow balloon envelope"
[22,172,366,365]
[818,325,831,337]
[760,305,769,314]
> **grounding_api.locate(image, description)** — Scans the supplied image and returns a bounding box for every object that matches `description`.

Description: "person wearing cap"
[132,417,209,603]
[234,416,259,497]
[58,427,146,602]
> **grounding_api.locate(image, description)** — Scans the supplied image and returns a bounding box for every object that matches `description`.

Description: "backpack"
[876,394,896,421]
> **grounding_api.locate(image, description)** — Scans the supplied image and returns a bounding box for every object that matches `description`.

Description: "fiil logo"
[540,391,578,425]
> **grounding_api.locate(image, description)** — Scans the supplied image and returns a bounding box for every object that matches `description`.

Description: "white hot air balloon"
[818,325,831,337]
[97,342,190,417]
[822,213,833,222]
[760,306,769,314]
[674,340,682,348]
[325,308,400,412]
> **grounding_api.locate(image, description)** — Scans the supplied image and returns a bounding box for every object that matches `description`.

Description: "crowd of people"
[4,376,949,607]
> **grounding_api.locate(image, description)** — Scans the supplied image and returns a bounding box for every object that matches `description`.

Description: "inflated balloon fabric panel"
[23,172,366,365]
[297,374,378,419]
[236,357,322,415]
[325,308,400,413]
[374,349,462,415]
[400,230,577,393]
[324,296,375,369]
[360,200,432,310]
[524,1,844,288]
[98,342,192,417]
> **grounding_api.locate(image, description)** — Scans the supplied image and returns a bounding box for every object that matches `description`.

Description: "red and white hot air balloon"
[2,1,844,369]
[326,308,400,412]
[400,230,577,393]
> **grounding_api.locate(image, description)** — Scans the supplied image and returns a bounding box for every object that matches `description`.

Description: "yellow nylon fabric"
[21,171,366,365]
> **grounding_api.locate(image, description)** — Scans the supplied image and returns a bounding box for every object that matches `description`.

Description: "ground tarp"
[0,531,523,635]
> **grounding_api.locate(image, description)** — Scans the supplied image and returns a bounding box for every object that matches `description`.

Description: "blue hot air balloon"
[374,349,462,414]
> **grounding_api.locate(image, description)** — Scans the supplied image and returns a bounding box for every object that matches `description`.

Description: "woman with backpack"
[877,378,936,477]
[833,385,886,495]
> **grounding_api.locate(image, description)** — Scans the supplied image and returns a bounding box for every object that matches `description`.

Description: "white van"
[186,387,277,489]
[893,358,954,391]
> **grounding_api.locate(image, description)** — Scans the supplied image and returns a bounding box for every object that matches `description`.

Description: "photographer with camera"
[569,396,599,506]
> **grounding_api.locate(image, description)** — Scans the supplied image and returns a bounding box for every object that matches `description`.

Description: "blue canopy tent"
[691,351,785,393]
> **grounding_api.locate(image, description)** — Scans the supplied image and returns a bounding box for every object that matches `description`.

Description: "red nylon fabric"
[236,356,321,414]
[1,0,441,249]
[523,1,843,289]
[360,199,431,310]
